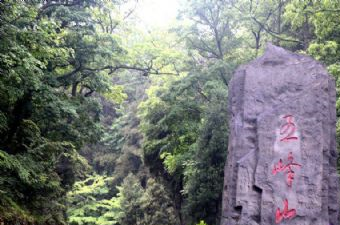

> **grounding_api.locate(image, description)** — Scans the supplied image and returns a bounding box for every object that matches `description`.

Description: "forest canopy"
[1,0,340,225]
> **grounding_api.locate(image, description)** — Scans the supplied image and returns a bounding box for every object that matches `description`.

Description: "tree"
[116,173,144,225]
[140,178,179,225]
[181,81,228,225]
[67,175,120,225]
[138,1,242,224]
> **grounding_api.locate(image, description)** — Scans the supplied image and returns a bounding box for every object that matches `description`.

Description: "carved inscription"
[272,152,301,187]
[274,115,300,223]
[221,44,339,225]
[280,115,298,142]
[275,199,296,224]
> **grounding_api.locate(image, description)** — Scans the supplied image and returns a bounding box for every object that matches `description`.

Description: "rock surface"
[221,44,340,225]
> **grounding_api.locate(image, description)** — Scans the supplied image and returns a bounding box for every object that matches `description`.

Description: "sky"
[134,0,182,29]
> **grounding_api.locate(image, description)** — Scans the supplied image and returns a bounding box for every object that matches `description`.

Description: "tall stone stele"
[221,44,340,225]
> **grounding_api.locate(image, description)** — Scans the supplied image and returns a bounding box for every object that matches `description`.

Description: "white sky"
[134,0,181,29]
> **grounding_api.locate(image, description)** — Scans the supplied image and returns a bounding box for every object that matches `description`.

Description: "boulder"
[221,44,340,225]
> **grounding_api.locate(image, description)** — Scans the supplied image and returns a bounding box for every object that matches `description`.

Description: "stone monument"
[221,44,340,225]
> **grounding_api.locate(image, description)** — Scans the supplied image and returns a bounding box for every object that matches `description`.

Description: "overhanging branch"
[83,65,179,76]
[251,17,303,44]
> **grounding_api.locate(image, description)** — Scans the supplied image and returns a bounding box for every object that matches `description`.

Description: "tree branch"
[57,63,82,82]
[307,8,340,13]
[84,65,179,76]
[37,0,99,18]
[251,16,303,44]
[40,1,80,11]
[82,85,95,97]
[195,80,210,102]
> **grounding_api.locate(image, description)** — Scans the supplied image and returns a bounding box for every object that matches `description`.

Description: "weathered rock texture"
[221,44,340,225]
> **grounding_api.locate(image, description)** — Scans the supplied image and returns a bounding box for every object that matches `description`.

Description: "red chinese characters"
[275,199,296,224]
[274,114,300,223]
[272,152,301,187]
[280,115,298,142]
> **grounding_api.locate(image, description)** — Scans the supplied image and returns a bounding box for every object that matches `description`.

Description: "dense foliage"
[0,0,176,224]
[2,0,340,225]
